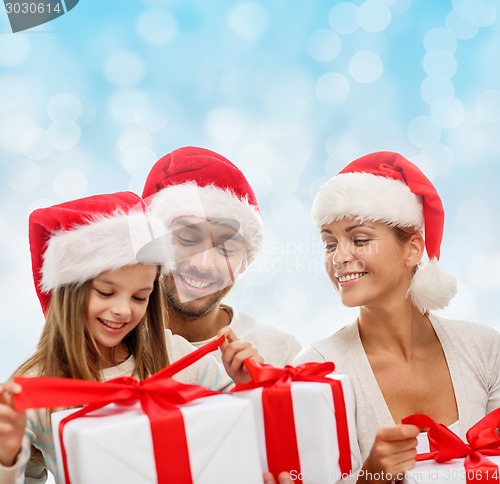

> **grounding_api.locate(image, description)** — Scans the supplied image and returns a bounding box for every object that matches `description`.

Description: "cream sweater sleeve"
[165,330,233,391]
[0,431,43,484]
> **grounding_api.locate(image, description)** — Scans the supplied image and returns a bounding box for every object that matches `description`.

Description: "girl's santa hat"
[29,191,167,314]
[142,146,263,264]
[311,151,457,313]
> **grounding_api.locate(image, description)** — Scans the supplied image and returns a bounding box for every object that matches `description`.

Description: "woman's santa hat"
[311,151,457,313]
[29,191,167,314]
[142,146,263,264]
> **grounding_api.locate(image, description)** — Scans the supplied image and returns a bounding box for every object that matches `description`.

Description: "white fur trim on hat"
[147,182,263,263]
[41,211,167,292]
[311,172,424,230]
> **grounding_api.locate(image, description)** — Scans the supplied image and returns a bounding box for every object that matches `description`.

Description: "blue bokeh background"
[1,0,500,381]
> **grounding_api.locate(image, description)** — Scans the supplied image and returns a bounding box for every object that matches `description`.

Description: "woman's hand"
[358,424,420,483]
[218,326,263,383]
[0,381,26,467]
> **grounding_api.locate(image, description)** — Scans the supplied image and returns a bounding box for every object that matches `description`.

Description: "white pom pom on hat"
[311,151,457,313]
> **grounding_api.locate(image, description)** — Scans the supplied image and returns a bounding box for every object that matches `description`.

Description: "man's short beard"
[163,279,232,319]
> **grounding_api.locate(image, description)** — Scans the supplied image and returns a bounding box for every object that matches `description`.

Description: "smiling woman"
[320,219,412,309]
[293,151,500,483]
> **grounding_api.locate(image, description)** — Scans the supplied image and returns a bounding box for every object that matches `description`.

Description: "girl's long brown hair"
[16,266,169,381]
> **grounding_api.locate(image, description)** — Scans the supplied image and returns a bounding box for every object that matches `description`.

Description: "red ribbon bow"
[403,409,500,483]
[232,359,352,479]
[14,335,225,484]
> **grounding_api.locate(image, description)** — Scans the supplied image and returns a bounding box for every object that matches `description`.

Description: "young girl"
[0,191,260,483]
[294,152,500,482]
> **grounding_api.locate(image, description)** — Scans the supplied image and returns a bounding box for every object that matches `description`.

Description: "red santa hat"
[29,191,167,314]
[142,146,263,264]
[311,151,457,313]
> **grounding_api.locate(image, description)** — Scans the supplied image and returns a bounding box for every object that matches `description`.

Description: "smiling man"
[142,146,302,367]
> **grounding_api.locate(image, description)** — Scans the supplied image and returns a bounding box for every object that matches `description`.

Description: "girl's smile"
[87,264,157,366]
[97,317,129,332]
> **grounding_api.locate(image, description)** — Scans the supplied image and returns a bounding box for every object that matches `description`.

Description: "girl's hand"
[263,471,294,483]
[358,424,420,483]
[218,326,263,384]
[0,381,26,467]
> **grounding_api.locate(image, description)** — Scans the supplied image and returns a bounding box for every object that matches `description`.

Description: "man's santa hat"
[142,146,263,264]
[311,151,457,313]
[29,191,166,314]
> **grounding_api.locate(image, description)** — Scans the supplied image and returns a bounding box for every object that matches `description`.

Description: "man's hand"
[218,326,263,383]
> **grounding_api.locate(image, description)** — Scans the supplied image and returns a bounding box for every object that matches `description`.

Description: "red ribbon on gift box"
[13,334,225,484]
[403,408,500,483]
[231,359,352,480]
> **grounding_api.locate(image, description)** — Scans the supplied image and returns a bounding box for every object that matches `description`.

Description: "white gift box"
[404,456,500,484]
[234,374,362,484]
[52,394,263,484]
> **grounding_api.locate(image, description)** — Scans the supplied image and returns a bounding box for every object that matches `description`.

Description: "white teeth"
[338,273,366,283]
[182,276,211,289]
[99,318,126,329]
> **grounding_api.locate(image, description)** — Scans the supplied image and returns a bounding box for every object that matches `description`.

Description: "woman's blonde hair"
[16,266,169,381]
